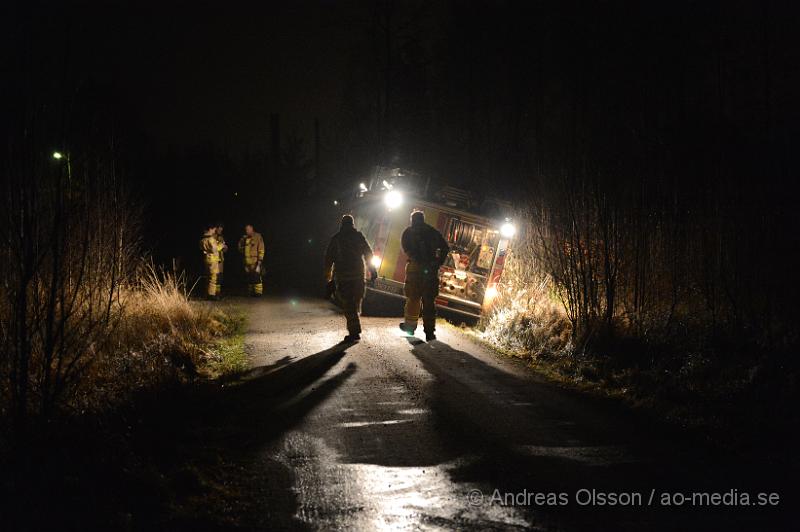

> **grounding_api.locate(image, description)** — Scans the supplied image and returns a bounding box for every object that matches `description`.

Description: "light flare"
[500,222,517,239]
[384,190,403,209]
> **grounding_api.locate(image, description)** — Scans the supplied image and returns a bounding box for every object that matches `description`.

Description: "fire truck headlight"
[384,190,403,209]
[485,284,499,302]
[371,255,382,269]
[500,222,517,239]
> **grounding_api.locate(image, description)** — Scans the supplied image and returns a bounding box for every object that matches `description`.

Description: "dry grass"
[77,264,245,412]
[479,245,572,359]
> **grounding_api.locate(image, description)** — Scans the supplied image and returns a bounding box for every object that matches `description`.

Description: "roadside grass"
[203,307,249,378]
[75,266,249,411]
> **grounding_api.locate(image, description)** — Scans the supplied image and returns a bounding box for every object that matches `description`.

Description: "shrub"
[78,263,236,413]
[479,215,572,358]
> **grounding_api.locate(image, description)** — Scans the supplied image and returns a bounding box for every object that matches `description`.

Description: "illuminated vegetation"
[480,197,798,446]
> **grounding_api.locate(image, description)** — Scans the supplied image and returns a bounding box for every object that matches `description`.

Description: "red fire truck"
[348,167,516,318]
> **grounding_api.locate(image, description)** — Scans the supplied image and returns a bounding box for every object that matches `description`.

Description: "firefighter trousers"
[337,278,365,335]
[205,260,219,297]
[244,262,263,296]
[216,262,224,296]
[403,262,439,334]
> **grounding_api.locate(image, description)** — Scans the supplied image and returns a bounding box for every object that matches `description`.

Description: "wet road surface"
[204,296,792,531]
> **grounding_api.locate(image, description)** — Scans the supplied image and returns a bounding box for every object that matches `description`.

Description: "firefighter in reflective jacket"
[399,210,449,341]
[238,224,265,296]
[215,222,228,297]
[200,224,221,300]
[324,215,376,343]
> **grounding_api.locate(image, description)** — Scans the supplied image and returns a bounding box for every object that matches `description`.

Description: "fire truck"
[348,167,516,318]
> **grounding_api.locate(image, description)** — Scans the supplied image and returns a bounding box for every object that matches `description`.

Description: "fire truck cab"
[349,167,516,318]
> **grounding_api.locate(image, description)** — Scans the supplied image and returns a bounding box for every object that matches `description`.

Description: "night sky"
[33,1,353,149]
[113,2,352,149]
[12,1,800,164]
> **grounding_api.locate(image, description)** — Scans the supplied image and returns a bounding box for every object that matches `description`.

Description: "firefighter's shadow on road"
[152,342,356,530]
[213,343,357,447]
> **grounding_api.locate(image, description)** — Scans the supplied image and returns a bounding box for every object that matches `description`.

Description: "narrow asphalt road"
[197,296,792,531]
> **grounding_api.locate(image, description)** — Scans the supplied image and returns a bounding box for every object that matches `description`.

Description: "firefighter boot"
[399,322,416,335]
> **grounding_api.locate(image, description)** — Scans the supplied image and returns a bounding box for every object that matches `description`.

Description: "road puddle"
[515,444,641,466]
[338,419,414,428]
[276,435,533,531]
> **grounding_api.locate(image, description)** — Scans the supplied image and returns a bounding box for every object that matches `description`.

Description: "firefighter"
[215,222,228,297]
[200,223,221,301]
[399,210,449,341]
[324,214,377,343]
[238,224,265,296]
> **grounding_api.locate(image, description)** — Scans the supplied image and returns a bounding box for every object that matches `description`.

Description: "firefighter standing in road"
[238,224,265,296]
[200,223,221,300]
[324,215,377,343]
[215,222,228,297]
[399,210,449,341]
